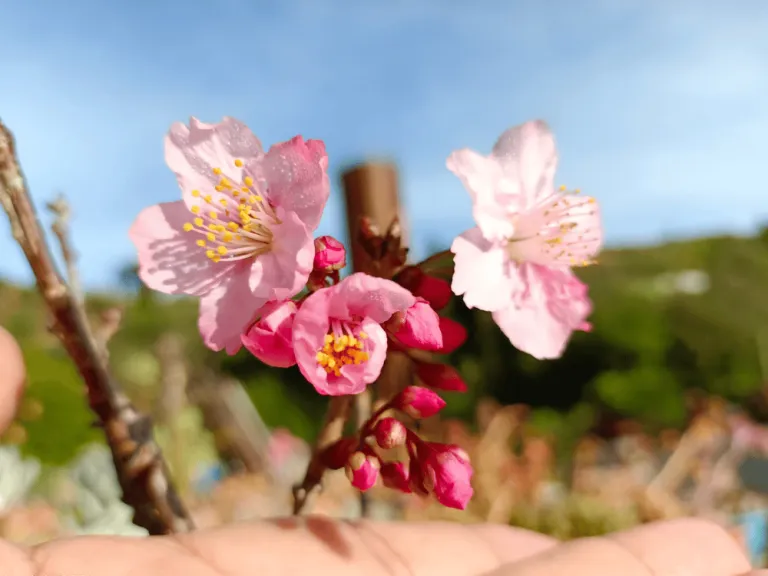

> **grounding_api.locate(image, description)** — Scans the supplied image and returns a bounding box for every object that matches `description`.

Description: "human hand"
[0,326,761,575]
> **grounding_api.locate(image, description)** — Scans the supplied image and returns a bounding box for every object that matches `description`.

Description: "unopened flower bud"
[393,298,442,351]
[415,362,467,392]
[418,442,474,510]
[313,235,346,273]
[396,266,452,311]
[380,461,411,493]
[345,451,380,491]
[373,417,407,449]
[394,386,446,419]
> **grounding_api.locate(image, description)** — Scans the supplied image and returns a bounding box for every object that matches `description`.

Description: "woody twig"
[0,119,194,535]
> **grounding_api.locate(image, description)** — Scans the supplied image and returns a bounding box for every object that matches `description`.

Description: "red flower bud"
[345,451,380,491]
[313,235,346,273]
[396,267,452,311]
[418,442,473,510]
[437,317,467,354]
[380,461,411,493]
[373,417,407,449]
[415,362,467,392]
[393,386,446,419]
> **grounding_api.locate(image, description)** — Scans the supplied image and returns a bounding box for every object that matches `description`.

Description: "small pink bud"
[393,298,443,351]
[345,451,380,491]
[394,386,446,419]
[380,461,411,493]
[373,417,407,449]
[415,362,467,392]
[241,300,297,368]
[420,442,473,510]
[437,317,467,354]
[313,235,346,273]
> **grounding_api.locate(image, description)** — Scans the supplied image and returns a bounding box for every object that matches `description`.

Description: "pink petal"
[247,208,314,300]
[241,300,297,368]
[450,227,519,312]
[198,264,267,355]
[165,117,265,211]
[446,148,515,242]
[491,120,558,210]
[129,201,230,296]
[394,299,443,351]
[260,136,330,231]
[327,273,416,325]
[491,263,592,360]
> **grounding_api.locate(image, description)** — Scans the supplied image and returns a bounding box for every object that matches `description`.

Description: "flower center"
[315,320,369,377]
[506,185,599,268]
[181,159,280,264]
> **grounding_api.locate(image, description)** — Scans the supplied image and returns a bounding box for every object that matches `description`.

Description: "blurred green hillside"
[3,229,768,465]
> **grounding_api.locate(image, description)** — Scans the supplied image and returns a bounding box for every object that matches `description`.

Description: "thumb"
[0,326,26,433]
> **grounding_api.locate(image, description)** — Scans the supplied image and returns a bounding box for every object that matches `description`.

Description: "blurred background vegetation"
[3,227,768,466]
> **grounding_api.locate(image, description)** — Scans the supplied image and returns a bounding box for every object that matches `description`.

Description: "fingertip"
[0,326,26,433]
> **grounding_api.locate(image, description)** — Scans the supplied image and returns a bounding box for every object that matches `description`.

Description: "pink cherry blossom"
[291,272,415,395]
[129,117,330,354]
[448,120,602,359]
[345,451,380,491]
[392,298,443,351]
[241,300,297,368]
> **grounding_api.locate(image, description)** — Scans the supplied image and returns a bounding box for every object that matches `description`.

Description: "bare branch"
[0,119,194,535]
[46,193,83,304]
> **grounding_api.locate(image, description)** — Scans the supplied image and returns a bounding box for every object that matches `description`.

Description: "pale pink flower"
[292,272,415,395]
[129,117,330,354]
[345,451,380,491]
[448,120,602,359]
[241,300,297,367]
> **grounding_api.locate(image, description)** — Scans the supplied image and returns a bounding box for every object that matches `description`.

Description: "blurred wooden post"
[341,162,415,517]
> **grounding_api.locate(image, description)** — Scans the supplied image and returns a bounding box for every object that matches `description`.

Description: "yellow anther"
[196,239,206,247]
[244,176,254,186]
[234,159,243,167]
[219,198,228,206]
[217,245,227,255]
[227,222,239,231]
[559,185,567,191]
[241,187,249,192]
[359,331,368,339]
[213,167,222,175]
[206,250,216,259]
[253,195,263,202]
[191,190,201,197]
[191,205,200,214]
[183,223,193,232]
[209,211,218,219]
[212,255,221,263]
[204,195,212,204]
[206,232,215,241]
[222,231,233,242]
[233,190,240,197]
[194,217,204,227]
[215,185,224,192]
[239,197,247,204]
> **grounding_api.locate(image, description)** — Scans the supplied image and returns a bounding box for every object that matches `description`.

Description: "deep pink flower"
[345,451,380,491]
[313,235,346,272]
[292,272,415,395]
[392,298,443,351]
[415,362,467,392]
[129,117,330,354]
[397,267,453,311]
[373,417,408,449]
[417,443,474,510]
[394,386,446,419]
[380,461,411,493]
[448,120,601,359]
[241,300,297,368]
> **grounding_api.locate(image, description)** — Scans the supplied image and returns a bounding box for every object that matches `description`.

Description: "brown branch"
[46,194,82,303]
[0,119,194,535]
[292,396,352,514]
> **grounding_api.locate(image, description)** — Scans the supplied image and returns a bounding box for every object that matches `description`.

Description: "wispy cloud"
[1,0,766,289]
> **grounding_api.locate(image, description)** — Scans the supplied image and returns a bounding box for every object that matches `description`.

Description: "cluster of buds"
[320,385,474,510]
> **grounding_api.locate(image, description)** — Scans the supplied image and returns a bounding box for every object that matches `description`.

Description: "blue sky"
[1,0,767,290]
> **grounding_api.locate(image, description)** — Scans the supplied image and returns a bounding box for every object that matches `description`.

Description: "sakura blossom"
[291,272,417,395]
[129,117,329,354]
[448,120,602,359]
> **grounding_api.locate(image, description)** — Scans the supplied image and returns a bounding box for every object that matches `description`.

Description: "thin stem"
[292,396,352,514]
[355,389,372,518]
[0,120,194,535]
